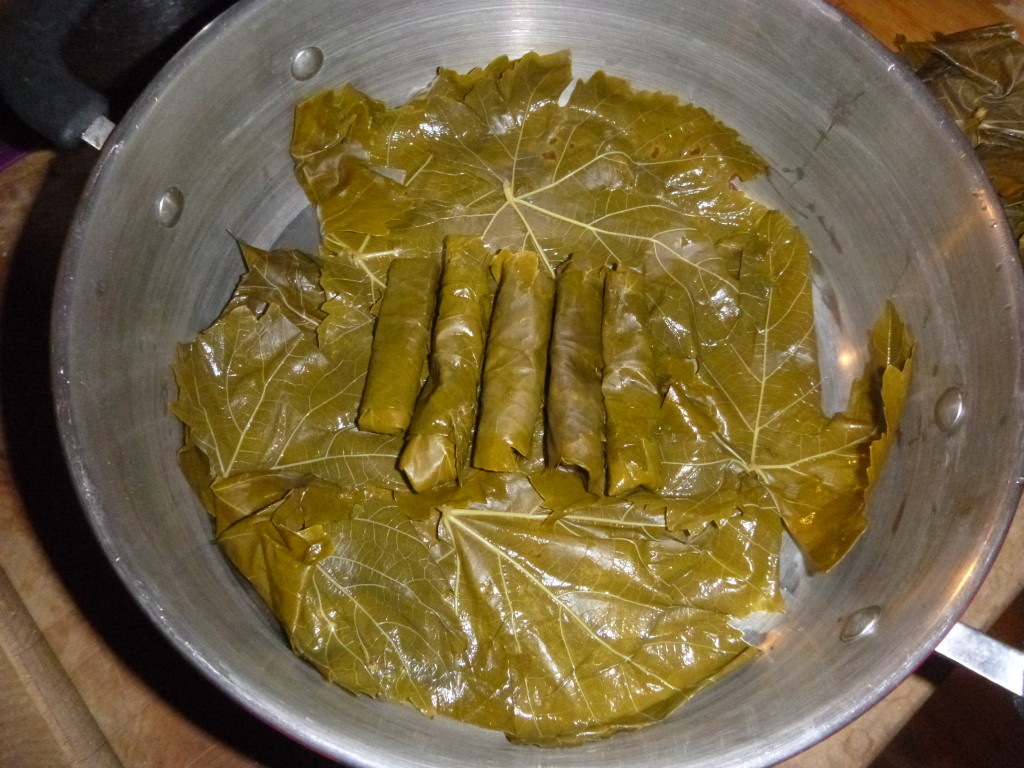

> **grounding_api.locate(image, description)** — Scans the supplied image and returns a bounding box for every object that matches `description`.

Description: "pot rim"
[50,0,1024,765]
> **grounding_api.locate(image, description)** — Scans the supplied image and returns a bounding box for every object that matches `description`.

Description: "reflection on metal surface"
[156,186,184,228]
[840,605,882,642]
[291,47,324,81]
[935,386,966,432]
[836,346,859,377]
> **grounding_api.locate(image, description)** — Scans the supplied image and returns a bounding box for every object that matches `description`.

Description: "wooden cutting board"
[1,2,1023,766]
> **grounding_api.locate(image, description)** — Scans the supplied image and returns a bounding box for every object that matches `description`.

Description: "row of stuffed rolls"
[356,235,663,497]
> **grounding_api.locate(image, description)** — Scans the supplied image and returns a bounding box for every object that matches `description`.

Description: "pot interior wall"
[53,0,1024,766]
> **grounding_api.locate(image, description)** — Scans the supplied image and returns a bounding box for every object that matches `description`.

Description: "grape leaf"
[216,476,781,746]
[862,301,914,487]
[658,210,879,572]
[227,242,326,331]
[290,51,763,306]
[900,24,1024,251]
[172,245,406,489]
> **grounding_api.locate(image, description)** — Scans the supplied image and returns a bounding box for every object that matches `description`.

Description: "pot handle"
[0,0,114,150]
[933,620,1024,699]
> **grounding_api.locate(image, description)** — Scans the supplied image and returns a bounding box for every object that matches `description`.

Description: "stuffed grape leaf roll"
[399,237,493,491]
[546,258,605,493]
[357,257,440,435]
[602,266,663,495]
[473,250,555,472]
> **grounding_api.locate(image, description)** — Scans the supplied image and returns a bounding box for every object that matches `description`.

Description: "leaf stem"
[502,181,555,275]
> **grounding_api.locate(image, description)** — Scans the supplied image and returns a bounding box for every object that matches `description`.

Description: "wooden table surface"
[1,2,1023,766]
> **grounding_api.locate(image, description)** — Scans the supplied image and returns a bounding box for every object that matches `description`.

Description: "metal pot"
[9,0,1024,764]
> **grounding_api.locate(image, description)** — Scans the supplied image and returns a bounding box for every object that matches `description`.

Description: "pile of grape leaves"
[900,23,1024,252]
[171,51,911,746]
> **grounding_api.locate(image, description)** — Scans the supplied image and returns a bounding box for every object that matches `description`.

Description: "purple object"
[0,139,26,173]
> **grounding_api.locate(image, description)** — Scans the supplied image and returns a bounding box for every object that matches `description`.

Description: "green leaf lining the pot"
[655,210,883,572]
[172,244,406,490]
[215,476,781,746]
[171,50,912,744]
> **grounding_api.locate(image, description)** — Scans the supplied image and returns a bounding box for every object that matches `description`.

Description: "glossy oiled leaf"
[443,505,751,746]
[219,475,779,746]
[209,470,310,534]
[900,25,1024,153]
[228,242,326,331]
[172,245,406,489]
[660,211,878,572]
[863,302,914,487]
[217,488,336,637]
[225,483,468,709]
[291,50,764,284]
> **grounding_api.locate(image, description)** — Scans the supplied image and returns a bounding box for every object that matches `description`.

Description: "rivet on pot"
[291,47,324,81]
[934,387,965,432]
[156,187,184,228]
[840,605,881,642]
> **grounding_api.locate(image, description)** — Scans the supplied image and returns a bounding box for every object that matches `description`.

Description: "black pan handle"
[0,0,109,149]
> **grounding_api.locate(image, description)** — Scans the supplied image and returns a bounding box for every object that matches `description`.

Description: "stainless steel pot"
[14,0,1024,764]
